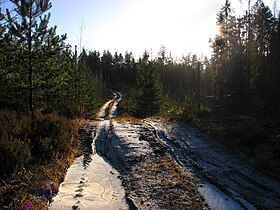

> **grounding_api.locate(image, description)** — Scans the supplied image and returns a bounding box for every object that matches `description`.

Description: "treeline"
[79,0,280,118]
[78,47,202,117]
[208,0,280,115]
[1,0,279,176]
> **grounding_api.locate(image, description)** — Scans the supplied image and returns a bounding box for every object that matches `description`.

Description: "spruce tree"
[136,56,162,117]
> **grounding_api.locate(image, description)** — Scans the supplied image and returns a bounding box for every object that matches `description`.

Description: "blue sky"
[6,0,277,59]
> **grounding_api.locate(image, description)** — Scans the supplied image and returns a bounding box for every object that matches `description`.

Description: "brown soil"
[123,153,209,210]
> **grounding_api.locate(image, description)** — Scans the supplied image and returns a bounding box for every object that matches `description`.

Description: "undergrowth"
[0,109,78,209]
[182,108,280,180]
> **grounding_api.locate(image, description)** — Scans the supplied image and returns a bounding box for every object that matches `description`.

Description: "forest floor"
[186,110,280,180]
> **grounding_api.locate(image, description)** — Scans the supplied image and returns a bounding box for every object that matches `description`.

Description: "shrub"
[56,100,81,118]
[183,94,199,119]
[0,110,31,177]
[160,96,182,117]
[0,136,31,177]
[0,109,77,176]
[31,112,76,161]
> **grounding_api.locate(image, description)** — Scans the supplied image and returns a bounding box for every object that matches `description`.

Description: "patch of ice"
[49,154,128,210]
[198,182,246,210]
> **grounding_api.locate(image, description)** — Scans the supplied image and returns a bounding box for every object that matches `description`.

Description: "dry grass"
[114,115,142,124]
[0,109,83,209]
[0,147,78,210]
[123,140,208,209]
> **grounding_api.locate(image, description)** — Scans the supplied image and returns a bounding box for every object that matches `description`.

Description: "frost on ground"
[50,92,208,210]
[49,124,129,210]
[50,92,280,210]
[49,94,129,210]
[144,118,280,210]
[96,119,209,209]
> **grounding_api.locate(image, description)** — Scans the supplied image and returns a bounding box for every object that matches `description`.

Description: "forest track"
[51,92,280,210]
[96,91,122,120]
[49,91,129,210]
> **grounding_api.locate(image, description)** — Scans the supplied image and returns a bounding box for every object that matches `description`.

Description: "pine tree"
[5,0,64,116]
[124,51,136,86]
[211,0,247,107]
[0,3,27,110]
[157,45,167,65]
[271,13,280,83]
[249,1,277,112]
[211,0,232,102]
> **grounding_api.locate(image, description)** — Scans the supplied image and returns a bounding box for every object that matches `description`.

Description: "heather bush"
[31,112,76,161]
[0,110,31,177]
[0,109,77,177]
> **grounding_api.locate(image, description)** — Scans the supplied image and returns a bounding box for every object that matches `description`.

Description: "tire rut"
[145,119,280,210]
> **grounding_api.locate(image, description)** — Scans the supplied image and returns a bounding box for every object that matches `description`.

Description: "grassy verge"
[0,154,78,209]
[0,110,84,209]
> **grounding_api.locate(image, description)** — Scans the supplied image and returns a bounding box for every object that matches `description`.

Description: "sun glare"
[91,0,221,58]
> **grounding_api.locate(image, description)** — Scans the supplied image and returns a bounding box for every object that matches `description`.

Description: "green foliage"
[0,6,5,36]
[208,0,280,117]
[0,1,100,117]
[135,60,163,117]
[117,88,138,116]
[160,96,182,117]
[183,94,199,118]
[4,0,61,115]
[78,77,101,116]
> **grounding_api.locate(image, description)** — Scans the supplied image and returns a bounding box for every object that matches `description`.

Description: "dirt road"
[50,92,280,209]
[49,92,128,210]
